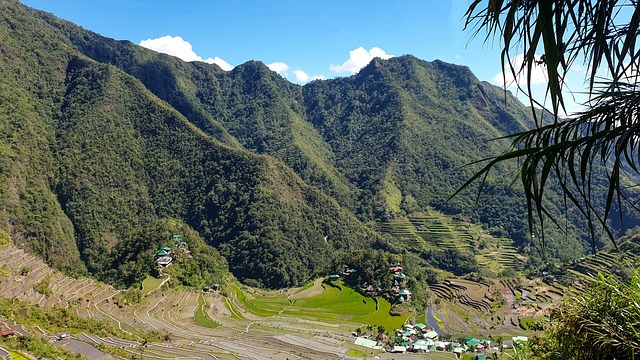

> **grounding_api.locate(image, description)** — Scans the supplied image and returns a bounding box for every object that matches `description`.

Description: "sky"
[21,0,590,113]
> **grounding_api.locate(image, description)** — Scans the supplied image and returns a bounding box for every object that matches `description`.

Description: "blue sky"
[21,0,588,112]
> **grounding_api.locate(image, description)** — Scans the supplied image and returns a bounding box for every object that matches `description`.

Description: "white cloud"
[330,46,394,74]
[138,35,233,71]
[268,62,290,76]
[293,70,324,83]
[204,57,233,71]
[492,53,547,87]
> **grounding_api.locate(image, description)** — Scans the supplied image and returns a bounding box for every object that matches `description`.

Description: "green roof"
[161,246,172,251]
[466,338,480,347]
[156,249,168,256]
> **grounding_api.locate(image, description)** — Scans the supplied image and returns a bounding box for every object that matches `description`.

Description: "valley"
[0,0,638,358]
[2,234,631,359]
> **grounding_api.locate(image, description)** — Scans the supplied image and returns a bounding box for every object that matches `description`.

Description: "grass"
[224,298,245,320]
[140,276,164,296]
[422,351,458,359]
[346,348,369,357]
[229,284,282,317]
[194,294,220,329]
[285,281,409,331]
[8,351,29,360]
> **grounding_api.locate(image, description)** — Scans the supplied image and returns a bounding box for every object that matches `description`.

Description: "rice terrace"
[2,225,633,359]
[2,0,640,358]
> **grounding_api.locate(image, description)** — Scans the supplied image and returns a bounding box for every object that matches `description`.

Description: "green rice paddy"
[194,294,220,329]
[8,351,29,360]
[224,280,409,331]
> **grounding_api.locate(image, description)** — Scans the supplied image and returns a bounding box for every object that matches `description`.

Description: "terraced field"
[0,245,410,359]
[377,214,526,274]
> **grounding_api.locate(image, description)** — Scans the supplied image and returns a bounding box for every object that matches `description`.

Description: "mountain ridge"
[1,0,634,289]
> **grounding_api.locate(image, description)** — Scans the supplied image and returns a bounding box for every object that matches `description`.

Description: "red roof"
[0,329,15,336]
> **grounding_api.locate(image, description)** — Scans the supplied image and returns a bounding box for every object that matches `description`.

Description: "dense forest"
[0,0,636,290]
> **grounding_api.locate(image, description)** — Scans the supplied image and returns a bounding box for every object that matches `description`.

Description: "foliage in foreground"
[532,272,640,359]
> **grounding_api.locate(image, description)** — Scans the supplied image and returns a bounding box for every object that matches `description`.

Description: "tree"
[462,0,640,252]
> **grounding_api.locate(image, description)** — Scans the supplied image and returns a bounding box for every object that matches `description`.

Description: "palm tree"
[461,0,640,252]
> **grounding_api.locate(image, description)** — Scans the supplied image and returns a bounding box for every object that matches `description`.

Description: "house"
[390,345,407,353]
[178,241,187,250]
[394,273,406,280]
[397,289,412,301]
[57,332,70,340]
[156,256,172,266]
[155,249,168,257]
[328,274,340,281]
[464,337,480,348]
[354,337,381,350]
[172,234,180,243]
[202,284,220,292]
[413,339,431,352]
[0,329,14,337]
[423,330,438,340]
[453,347,464,356]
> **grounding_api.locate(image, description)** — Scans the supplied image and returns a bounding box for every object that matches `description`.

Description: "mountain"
[0,0,380,288]
[1,0,636,289]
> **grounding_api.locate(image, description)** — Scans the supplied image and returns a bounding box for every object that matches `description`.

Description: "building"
[156,256,172,266]
[354,337,381,350]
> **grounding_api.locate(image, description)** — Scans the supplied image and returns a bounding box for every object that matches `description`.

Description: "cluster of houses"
[154,234,191,267]
[354,322,495,359]
[328,262,412,304]
[388,262,411,303]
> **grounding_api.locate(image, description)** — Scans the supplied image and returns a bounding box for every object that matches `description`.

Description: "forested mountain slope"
[0,0,379,288]
[1,0,637,289]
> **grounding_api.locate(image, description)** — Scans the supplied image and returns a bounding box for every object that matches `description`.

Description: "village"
[0,233,546,360]
[328,261,530,359]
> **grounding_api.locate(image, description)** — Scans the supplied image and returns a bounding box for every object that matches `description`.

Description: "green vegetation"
[346,348,369,357]
[34,275,52,296]
[1,337,84,360]
[286,281,408,331]
[230,284,283,317]
[0,298,143,341]
[8,351,30,360]
[140,275,164,295]
[0,0,634,294]
[194,294,220,329]
[531,272,640,359]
